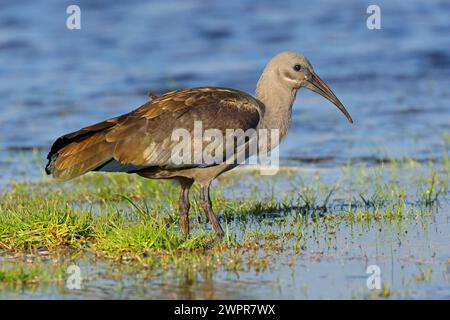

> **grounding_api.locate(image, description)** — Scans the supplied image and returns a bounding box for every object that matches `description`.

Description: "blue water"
[0,0,449,183]
[0,0,449,299]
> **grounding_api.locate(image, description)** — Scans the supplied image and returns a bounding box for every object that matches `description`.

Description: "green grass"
[0,158,448,256]
[0,180,214,255]
[0,140,449,294]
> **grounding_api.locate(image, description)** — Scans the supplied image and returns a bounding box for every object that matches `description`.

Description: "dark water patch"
[197,27,233,40]
[260,33,292,44]
[388,106,428,115]
[134,87,179,98]
[0,40,32,51]
[6,146,46,152]
[284,156,336,164]
[23,99,44,107]
[0,16,27,28]
[282,155,444,167]
[165,72,202,83]
[420,50,450,68]
[93,35,118,47]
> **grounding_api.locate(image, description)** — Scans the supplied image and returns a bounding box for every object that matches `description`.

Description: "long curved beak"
[304,71,353,124]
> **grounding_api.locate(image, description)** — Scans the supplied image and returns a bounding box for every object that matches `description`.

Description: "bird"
[45,51,353,236]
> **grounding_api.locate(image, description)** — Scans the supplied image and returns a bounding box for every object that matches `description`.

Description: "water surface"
[0,0,449,299]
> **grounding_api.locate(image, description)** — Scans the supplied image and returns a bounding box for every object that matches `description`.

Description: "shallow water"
[0,0,449,299]
[0,167,449,300]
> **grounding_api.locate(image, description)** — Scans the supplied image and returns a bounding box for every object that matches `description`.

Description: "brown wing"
[46,87,262,181]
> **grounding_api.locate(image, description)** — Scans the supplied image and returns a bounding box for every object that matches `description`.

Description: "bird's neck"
[255,72,297,142]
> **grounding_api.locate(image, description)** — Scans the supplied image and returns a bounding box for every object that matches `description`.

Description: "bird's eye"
[294,64,302,71]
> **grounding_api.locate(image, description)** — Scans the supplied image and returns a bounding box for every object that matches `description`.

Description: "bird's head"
[263,51,353,124]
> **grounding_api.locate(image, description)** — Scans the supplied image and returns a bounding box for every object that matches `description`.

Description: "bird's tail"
[45,118,119,181]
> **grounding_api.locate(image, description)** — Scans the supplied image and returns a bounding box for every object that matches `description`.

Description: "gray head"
[259,51,353,123]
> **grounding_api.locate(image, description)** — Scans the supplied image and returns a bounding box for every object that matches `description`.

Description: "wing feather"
[46,87,263,180]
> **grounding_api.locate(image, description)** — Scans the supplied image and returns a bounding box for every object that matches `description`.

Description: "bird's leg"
[178,178,193,236]
[200,183,225,236]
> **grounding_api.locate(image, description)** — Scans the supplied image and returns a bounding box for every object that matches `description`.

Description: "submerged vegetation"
[0,138,449,298]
